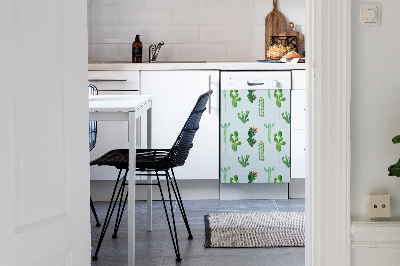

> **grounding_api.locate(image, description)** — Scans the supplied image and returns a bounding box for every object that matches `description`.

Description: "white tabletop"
[89,95,152,112]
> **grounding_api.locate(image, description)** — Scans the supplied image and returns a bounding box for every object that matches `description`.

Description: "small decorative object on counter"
[271,36,298,53]
[279,22,304,53]
[132,35,142,63]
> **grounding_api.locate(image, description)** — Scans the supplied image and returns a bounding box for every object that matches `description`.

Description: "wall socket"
[368,194,391,219]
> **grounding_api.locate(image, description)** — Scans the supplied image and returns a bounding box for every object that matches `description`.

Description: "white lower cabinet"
[291,70,306,180]
[141,70,220,180]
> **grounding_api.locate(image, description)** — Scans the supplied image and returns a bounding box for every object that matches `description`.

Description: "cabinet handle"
[88,79,127,82]
[208,75,212,114]
[247,81,264,86]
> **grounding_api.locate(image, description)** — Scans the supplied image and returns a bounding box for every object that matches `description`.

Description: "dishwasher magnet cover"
[220,89,290,184]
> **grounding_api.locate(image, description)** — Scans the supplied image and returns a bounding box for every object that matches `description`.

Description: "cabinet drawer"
[88,71,140,91]
[292,70,306,90]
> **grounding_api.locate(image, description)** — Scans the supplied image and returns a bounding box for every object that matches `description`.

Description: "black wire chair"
[89,84,101,227]
[90,90,213,262]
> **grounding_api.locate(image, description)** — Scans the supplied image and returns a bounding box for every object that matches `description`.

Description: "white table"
[89,94,152,266]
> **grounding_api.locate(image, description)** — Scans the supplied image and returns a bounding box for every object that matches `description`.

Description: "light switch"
[359,3,381,26]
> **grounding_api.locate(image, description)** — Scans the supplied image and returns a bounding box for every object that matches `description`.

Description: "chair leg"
[112,178,128,239]
[92,169,128,261]
[156,171,182,262]
[90,196,101,227]
[168,169,193,239]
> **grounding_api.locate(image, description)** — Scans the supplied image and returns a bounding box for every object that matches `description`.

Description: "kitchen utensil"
[265,0,287,59]
[279,22,304,52]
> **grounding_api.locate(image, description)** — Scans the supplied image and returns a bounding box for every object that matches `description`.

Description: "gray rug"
[204,212,305,248]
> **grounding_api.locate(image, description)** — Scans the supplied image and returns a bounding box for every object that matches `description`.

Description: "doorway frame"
[306,0,351,265]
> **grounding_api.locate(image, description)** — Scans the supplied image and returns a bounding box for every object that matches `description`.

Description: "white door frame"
[306,0,351,265]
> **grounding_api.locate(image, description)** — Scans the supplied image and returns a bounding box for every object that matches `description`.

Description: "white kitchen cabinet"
[88,71,141,180]
[141,70,219,180]
[291,90,306,130]
[291,130,306,179]
[291,70,306,179]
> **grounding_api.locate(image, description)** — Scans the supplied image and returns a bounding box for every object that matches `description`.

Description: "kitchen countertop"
[89,62,307,71]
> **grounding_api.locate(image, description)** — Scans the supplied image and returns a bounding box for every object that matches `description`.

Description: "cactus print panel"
[220,89,290,183]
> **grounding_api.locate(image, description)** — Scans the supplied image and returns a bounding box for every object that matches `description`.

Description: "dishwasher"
[220,71,291,184]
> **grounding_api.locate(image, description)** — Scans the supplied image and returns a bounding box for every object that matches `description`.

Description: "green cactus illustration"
[274,89,286,108]
[238,155,250,168]
[230,175,239,183]
[274,131,286,152]
[221,167,230,183]
[247,90,257,103]
[268,89,272,99]
[282,155,291,168]
[247,126,258,147]
[230,90,242,107]
[238,111,250,124]
[264,166,275,183]
[221,123,230,143]
[223,90,227,112]
[282,111,291,124]
[248,171,258,183]
[258,141,264,161]
[264,122,275,144]
[274,175,283,183]
[259,97,264,117]
[230,131,242,152]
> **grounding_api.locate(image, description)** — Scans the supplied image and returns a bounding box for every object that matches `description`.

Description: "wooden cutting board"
[265,0,286,59]
[279,22,304,52]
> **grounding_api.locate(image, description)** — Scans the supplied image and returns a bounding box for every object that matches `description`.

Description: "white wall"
[87,0,305,62]
[351,0,400,220]
[351,1,400,264]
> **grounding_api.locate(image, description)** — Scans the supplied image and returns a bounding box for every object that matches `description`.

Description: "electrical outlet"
[368,194,391,219]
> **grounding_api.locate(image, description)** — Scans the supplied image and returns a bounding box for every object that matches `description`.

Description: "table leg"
[147,105,152,232]
[128,112,136,266]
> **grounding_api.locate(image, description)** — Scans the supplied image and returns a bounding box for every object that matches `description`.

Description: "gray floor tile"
[91,199,305,266]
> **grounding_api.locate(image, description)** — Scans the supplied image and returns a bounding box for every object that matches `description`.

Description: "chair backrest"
[163,90,213,169]
[89,84,98,151]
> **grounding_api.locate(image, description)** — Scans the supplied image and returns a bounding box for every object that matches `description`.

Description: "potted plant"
[388,135,400,176]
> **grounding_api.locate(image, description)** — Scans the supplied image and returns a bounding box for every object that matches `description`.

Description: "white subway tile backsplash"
[173,8,226,26]
[200,0,253,8]
[225,0,254,8]
[87,0,305,62]
[227,8,267,26]
[91,7,118,26]
[91,0,146,8]
[145,0,199,9]
[147,26,199,44]
[91,44,119,61]
[227,43,264,61]
[119,8,173,26]
[173,44,226,61]
[200,26,252,44]
[199,0,228,8]
[91,26,146,43]
[118,44,132,61]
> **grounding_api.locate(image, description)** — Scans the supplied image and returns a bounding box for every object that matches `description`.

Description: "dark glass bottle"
[132,35,142,63]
